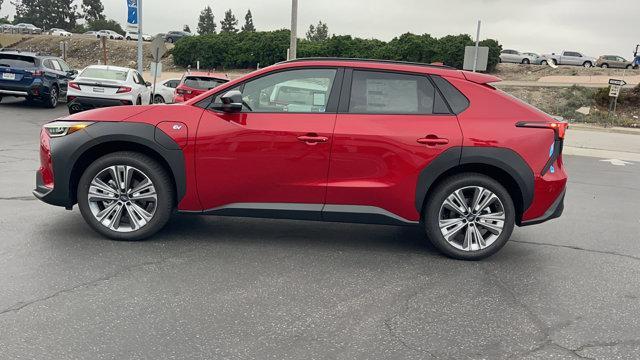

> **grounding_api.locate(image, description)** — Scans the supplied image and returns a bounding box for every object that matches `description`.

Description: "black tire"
[0,96,2,103]
[551,59,558,66]
[601,63,608,68]
[77,151,175,241]
[126,36,131,40]
[522,58,530,64]
[153,94,165,104]
[423,173,515,261]
[626,64,633,69]
[540,60,548,66]
[136,96,142,105]
[44,85,58,108]
[583,61,592,68]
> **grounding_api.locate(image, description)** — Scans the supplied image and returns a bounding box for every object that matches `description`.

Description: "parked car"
[83,30,98,36]
[596,55,633,69]
[34,58,568,261]
[66,65,151,114]
[96,30,124,40]
[164,31,191,43]
[125,31,152,41]
[174,72,229,102]
[14,23,42,34]
[0,51,75,107]
[1,24,17,34]
[499,49,536,64]
[48,28,72,37]
[152,78,180,103]
[539,51,596,67]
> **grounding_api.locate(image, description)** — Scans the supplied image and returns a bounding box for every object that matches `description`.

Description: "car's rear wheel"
[423,173,515,260]
[601,63,609,68]
[583,61,593,68]
[540,60,548,66]
[136,96,142,105]
[77,152,174,241]
[522,58,530,64]
[44,85,58,108]
[626,64,633,69]
[153,94,165,104]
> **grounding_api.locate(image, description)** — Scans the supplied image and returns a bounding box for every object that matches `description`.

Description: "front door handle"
[297,133,328,145]
[417,135,449,146]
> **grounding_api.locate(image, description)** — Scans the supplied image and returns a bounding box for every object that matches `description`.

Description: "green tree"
[81,0,104,22]
[241,9,255,32]
[219,9,238,33]
[86,18,124,34]
[197,5,216,35]
[305,21,328,42]
[183,24,191,33]
[12,0,79,30]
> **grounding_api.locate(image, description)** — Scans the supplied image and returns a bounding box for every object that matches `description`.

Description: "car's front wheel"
[153,94,165,104]
[423,173,515,260]
[583,61,593,68]
[77,152,174,241]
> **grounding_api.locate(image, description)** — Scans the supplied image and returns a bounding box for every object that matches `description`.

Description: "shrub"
[172,30,503,71]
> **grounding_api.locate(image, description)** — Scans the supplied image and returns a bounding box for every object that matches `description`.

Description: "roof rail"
[280,57,458,70]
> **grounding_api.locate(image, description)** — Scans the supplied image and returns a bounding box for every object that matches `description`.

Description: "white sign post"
[608,79,627,115]
[149,36,167,103]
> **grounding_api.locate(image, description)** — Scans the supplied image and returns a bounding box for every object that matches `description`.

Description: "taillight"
[39,129,54,188]
[515,121,568,140]
[68,82,80,90]
[516,120,568,176]
[32,70,44,77]
[116,86,132,93]
[176,88,192,95]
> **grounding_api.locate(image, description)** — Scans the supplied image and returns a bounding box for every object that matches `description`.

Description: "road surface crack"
[512,240,640,262]
[0,258,171,316]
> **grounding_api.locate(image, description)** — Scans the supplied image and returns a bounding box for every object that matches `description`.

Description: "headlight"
[43,121,94,138]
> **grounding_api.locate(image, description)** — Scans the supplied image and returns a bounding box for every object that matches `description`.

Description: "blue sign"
[127,0,138,26]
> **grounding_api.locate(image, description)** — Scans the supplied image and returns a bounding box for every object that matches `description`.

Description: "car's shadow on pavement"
[146,213,441,257]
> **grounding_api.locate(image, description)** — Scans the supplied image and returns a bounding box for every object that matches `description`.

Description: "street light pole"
[289,0,298,60]
[137,0,143,74]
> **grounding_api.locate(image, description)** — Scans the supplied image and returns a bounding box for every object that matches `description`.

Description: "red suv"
[34,58,567,260]
[173,71,229,103]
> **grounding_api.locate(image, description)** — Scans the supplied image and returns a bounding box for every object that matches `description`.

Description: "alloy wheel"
[87,165,158,232]
[50,87,58,107]
[438,186,505,252]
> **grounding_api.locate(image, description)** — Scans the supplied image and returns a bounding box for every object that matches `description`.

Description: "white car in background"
[66,65,151,114]
[152,78,180,103]
[49,28,72,36]
[125,31,153,41]
[96,30,124,40]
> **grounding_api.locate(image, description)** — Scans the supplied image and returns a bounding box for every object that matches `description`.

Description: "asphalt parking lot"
[0,97,639,359]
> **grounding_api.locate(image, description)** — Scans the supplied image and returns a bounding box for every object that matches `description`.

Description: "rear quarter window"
[184,76,227,90]
[431,75,470,114]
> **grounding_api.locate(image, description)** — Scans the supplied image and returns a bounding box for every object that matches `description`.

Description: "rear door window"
[348,70,435,114]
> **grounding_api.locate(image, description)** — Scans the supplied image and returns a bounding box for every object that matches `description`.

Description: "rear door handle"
[297,134,328,145]
[417,135,449,146]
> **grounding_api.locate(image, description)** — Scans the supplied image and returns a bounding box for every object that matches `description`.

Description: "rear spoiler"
[461,71,501,85]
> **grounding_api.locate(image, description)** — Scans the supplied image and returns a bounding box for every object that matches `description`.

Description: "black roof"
[280,57,457,70]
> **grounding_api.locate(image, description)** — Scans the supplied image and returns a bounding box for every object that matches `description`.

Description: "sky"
[2,0,638,59]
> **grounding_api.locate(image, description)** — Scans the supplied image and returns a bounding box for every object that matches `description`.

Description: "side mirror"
[210,90,243,112]
[145,81,152,87]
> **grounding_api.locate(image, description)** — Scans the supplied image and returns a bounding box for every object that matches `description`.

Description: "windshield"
[80,67,128,81]
[0,54,36,69]
[183,76,227,90]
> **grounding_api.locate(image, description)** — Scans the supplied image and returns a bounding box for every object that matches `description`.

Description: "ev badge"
[172,124,183,130]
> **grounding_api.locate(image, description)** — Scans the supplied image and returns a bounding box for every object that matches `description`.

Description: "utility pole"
[472,20,481,72]
[289,0,298,60]
[137,0,143,74]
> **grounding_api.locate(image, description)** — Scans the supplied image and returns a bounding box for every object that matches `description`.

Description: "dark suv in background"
[0,51,76,107]
[164,31,192,43]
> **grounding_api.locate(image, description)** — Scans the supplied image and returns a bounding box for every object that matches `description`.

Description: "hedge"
[172,30,502,72]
